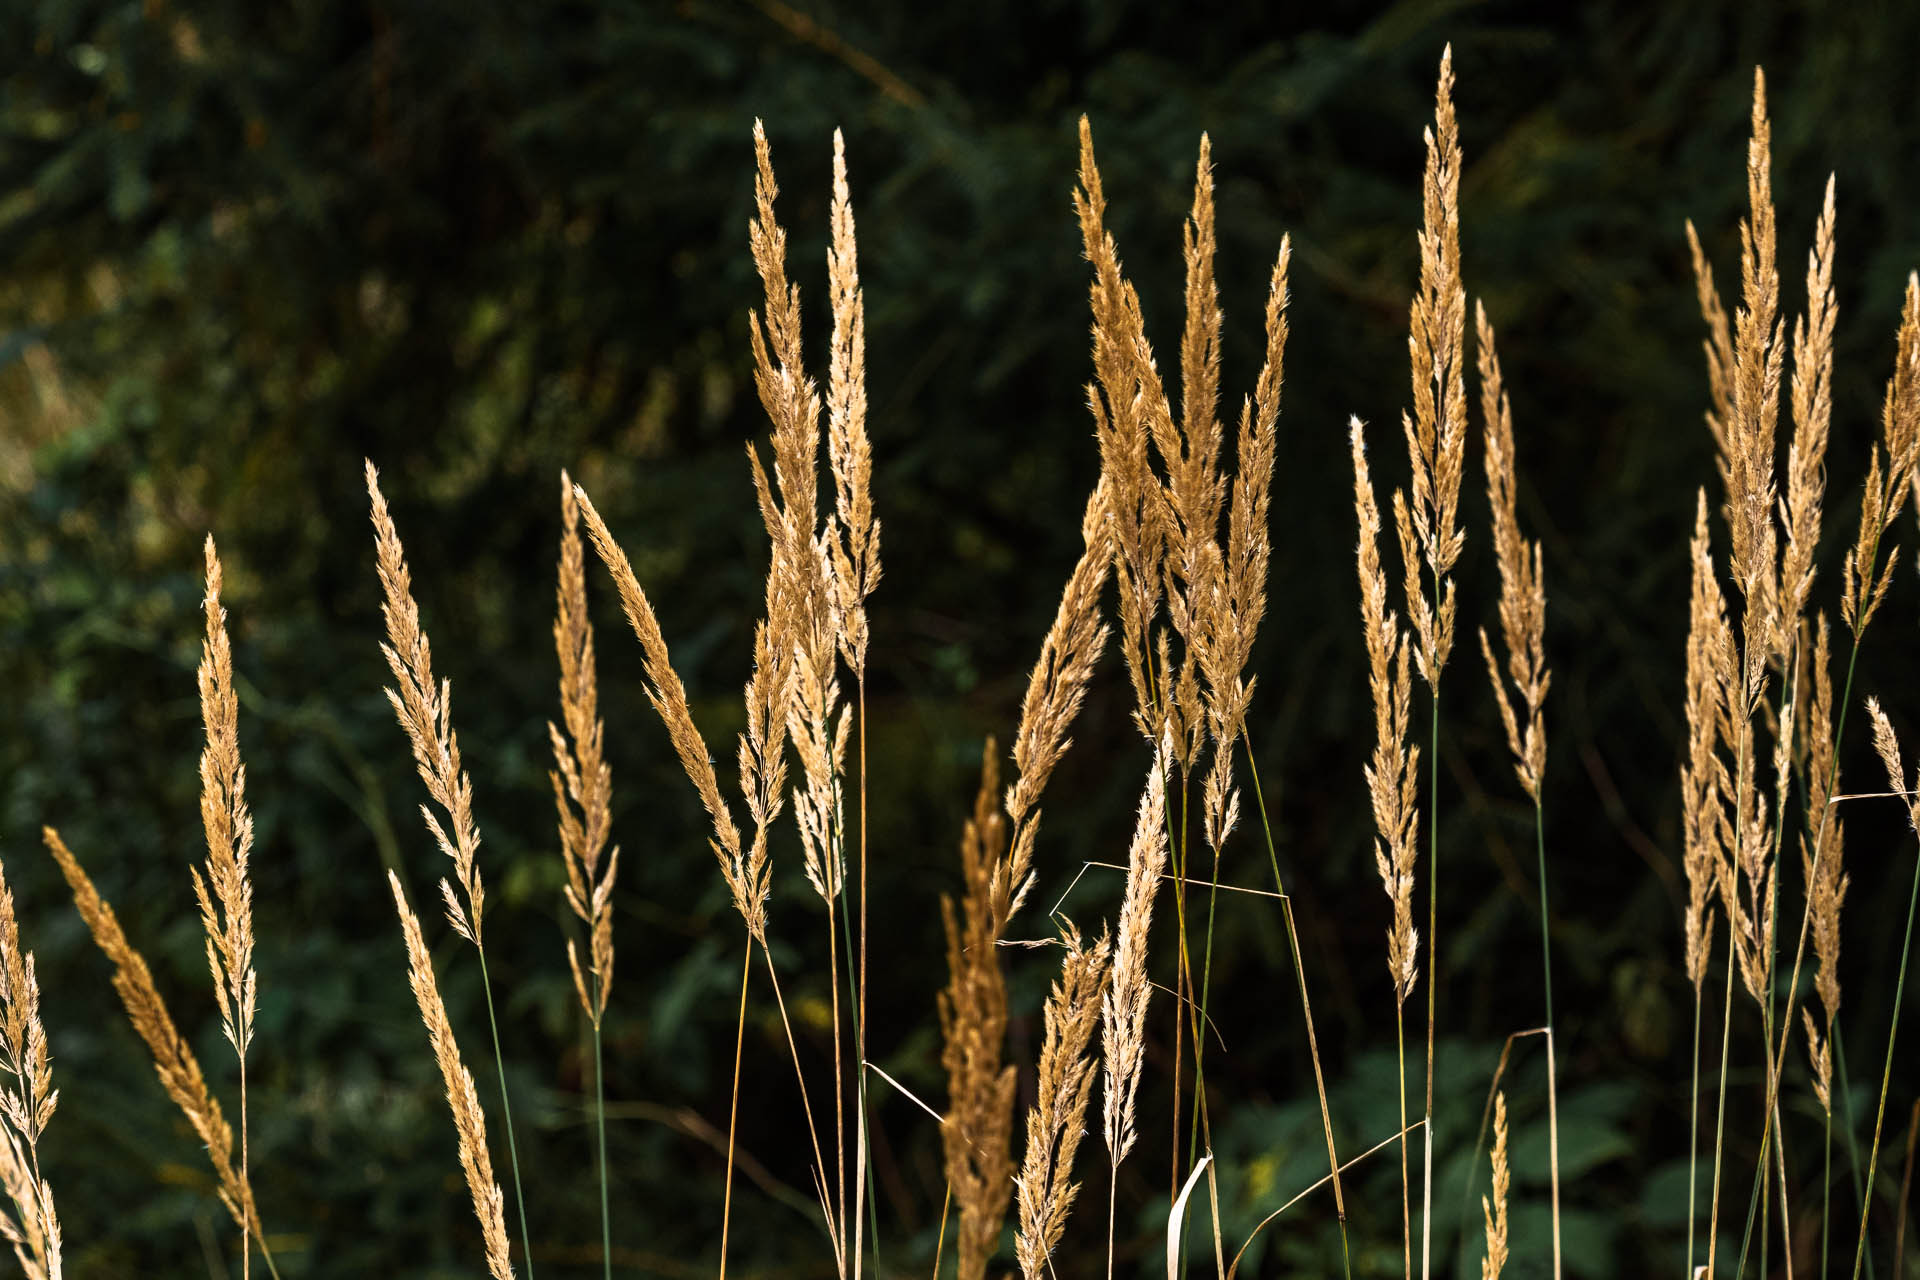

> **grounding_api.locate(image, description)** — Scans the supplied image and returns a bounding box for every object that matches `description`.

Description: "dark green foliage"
[6,1,1920,1274]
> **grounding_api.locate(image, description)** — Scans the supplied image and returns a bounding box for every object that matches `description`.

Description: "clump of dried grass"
[1014,922,1113,1280]
[387,872,515,1280]
[0,858,59,1280]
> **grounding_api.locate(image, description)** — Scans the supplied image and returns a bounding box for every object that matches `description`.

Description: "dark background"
[5,1,1920,1275]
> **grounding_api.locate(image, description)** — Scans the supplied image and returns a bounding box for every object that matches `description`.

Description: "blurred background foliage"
[5,0,1920,1274]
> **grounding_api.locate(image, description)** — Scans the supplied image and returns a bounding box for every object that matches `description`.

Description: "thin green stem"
[1836,1028,1880,1280]
[1825,1103,1835,1280]
[476,948,535,1277]
[1535,797,1563,1280]
[837,861,879,1280]
[1398,1005,1412,1280]
[1244,735,1352,1278]
[1709,923,1737,1279]
[856,676,878,1280]
[720,934,751,1280]
[1691,985,1704,1279]
[594,1016,612,1280]
[1851,837,1920,1280]
[1421,673,1440,1280]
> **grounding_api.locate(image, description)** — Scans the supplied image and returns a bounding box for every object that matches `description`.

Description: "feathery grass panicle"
[1777,176,1837,652]
[1399,59,1467,1280]
[1396,45,1468,688]
[1841,273,1920,637]
[1015,922,1113,1280]
[191,538,257,1062]
[1803,618,1845,1030]
[1480,1092,1509,1280]
[550,474,618,1279]
[365,462,490,948]
[1681,493,1733,992]
[1686,220,1738,495]
[550,474,618,1025]
[1101,739,1171,1171]
[1722,70,1786,662]
[746,123,845,911]
[569,485,763,937]
[1354,414,1419,1280]
[0,1129,57,1280]
[41,828,258,1240]
[0,858,59,1280]
[367,461,532,1276]
[1352,418,1421,1003]
[1474,306,1548,802]
[190,536,261,1277]
[388,872,514,1280]
[1074,119,1166,745]
[825,128,880,676]
[999,482,1114,921]
[1798,619,1842,1125]
[938,740,1016,1280]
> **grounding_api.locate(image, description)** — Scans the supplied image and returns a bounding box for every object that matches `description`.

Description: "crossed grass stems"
[11,46,1920,1280]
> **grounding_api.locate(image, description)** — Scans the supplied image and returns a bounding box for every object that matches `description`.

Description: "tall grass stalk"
[1421,639,1441,1280]
[1708,924,1738,1278]
[474,952,534,1276]
[1538,799,1563,1280]
[1691,984,1705,1277]
[720,937,751,1280]
[593,1017,610,1279]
